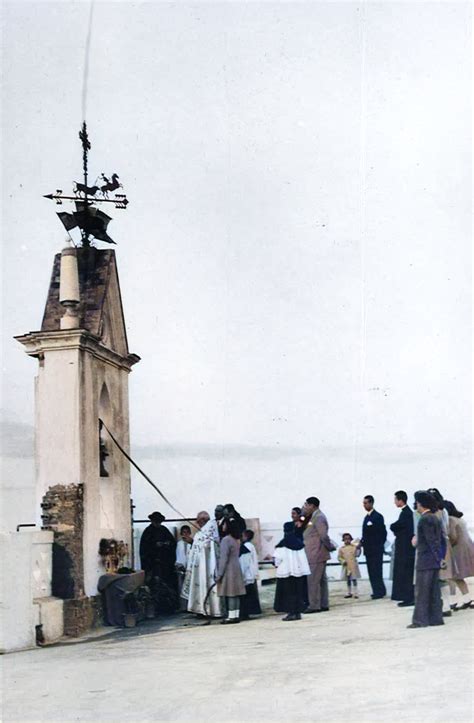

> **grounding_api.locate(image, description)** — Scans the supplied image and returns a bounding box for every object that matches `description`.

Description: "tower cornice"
[15,329,140,372]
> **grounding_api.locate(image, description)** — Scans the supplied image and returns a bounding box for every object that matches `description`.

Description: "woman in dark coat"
[139,511,178,613]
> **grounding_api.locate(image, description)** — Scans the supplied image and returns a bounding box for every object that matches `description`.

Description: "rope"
[99,419,199,532]
[202,581,218,623]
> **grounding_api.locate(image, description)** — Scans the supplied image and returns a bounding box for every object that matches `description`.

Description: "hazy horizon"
[1,1,471,533]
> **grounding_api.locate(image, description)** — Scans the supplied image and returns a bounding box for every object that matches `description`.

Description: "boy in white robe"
[175,525,193,609]
[239,529,262,619]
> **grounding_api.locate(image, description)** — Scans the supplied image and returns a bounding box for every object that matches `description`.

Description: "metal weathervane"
[44,122,129,246]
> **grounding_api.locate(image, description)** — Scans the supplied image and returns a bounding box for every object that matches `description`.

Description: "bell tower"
[16,243,140,599]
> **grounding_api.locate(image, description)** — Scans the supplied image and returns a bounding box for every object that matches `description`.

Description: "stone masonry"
[41,483,85,599]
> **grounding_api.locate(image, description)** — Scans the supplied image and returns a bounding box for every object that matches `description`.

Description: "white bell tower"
[16,243,140,598]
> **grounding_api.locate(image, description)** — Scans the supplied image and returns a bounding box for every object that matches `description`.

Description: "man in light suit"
[302,496,332,613]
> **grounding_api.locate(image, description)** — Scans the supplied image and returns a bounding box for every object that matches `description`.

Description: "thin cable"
[353,0,368,489]
[82,1,95,122]
[99,419,200,531]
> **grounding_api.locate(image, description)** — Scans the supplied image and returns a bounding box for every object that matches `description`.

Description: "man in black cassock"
[361,495,387,599]
[139,511,178,612]
[390,490,415,606]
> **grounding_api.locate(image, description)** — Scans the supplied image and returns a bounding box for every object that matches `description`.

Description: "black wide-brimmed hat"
[148,511,165,523]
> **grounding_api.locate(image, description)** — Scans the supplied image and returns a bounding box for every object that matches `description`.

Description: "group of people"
[277,489,474,627]
[139,504,261,624]
[139,488,473,628]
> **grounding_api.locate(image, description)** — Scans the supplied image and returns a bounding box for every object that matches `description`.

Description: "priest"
[390,491,415,606]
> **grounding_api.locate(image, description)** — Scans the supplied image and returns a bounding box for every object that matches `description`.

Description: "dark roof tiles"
[41,248,125,346]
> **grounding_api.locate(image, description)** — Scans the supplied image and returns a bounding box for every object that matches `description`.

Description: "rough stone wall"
[41,484,85,599]
[63,596,103,637]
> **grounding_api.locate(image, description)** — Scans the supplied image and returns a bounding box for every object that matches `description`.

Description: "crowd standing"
[138,488,474,628]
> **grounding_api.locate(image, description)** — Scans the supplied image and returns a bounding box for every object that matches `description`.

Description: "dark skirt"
[274,576,307,614]
[240,582,262,618]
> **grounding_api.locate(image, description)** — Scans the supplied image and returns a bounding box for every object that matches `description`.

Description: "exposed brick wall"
[41,484,105,637]
[63,596,104,637]
[41,484,85,599]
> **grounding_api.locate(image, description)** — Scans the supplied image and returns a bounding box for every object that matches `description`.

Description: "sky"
[1,1,472,531]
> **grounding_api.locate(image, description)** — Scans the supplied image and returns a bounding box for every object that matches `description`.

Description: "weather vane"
[43,122,128,246]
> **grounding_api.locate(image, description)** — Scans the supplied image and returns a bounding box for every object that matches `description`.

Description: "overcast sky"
[1,1,471,526]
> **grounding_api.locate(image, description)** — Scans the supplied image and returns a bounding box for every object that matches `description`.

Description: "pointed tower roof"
[41,247,132,358]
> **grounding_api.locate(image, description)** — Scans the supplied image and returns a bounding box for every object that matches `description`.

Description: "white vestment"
[239,541,259,584]
[176,539,192,569]
[181,519,223,617]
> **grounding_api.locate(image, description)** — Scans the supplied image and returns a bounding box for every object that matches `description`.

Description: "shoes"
[442,611,452,617]
[461,601,473,610]
[344,594,353,599]
[354,594,359,599]
[429,621,444,626]
[407,623,428,629]
[371,594,386,599]
[221,618,240,625]
[303,608,318,614]
[282,613,301,621]
[397,601,415,607]
[320,607,329,612]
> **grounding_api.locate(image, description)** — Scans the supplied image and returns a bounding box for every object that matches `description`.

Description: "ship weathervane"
[43,122,129,246]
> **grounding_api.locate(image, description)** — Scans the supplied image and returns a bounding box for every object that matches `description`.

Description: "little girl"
[338,533,361,598]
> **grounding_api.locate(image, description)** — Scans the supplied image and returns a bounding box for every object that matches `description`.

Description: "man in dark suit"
[408,490,443,628]
[361,495,387,599]
[390,490,415,606]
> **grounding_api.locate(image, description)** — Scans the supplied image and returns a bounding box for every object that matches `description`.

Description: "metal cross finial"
[79,122,92,246]
[43,123,129,246]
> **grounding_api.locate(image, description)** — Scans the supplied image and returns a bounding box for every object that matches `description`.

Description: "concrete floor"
[2,581,473,723]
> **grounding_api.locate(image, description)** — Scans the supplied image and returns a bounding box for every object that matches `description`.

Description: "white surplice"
[239,541,259,585]
[181,519,224,617]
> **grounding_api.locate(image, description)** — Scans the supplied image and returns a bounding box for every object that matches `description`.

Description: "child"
[273,522,310,621]
[216,518,246,624]
[175,525,193,609]
[338,533,361,598]
[239,529,261,619]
